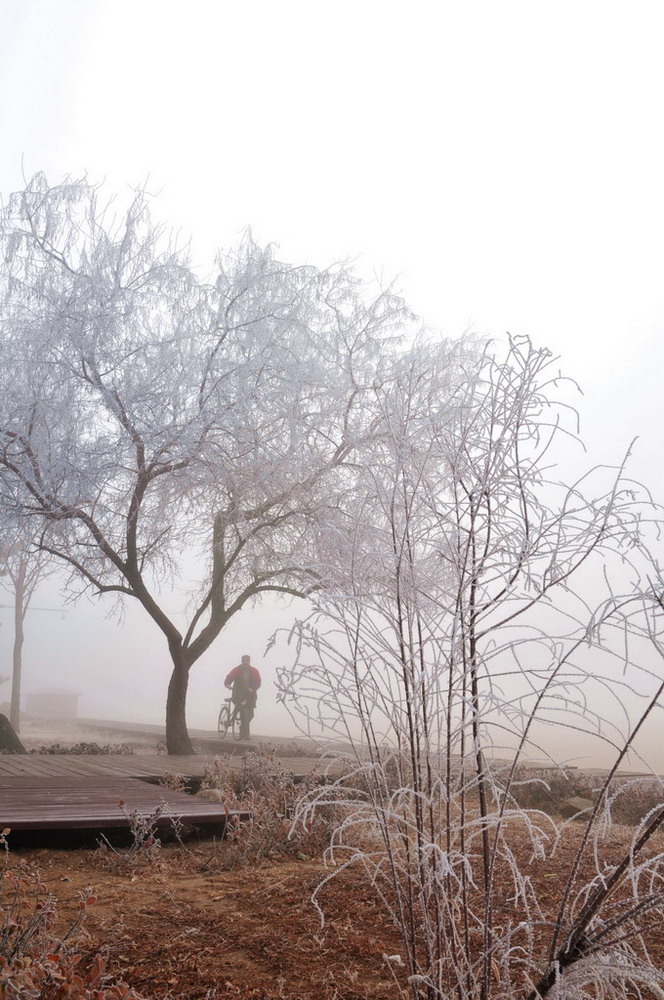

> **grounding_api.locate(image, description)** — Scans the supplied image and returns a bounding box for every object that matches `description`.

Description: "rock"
[0,714,26,754]
[559,796,594,819]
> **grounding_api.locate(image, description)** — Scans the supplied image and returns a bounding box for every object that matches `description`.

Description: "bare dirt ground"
[14,846,402,1000]
[5,822,663,1000]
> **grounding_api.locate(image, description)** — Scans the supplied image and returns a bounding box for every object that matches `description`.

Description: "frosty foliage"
[0,173,406,751]
[277,338,664,1000]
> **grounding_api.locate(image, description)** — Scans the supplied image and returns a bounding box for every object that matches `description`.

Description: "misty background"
[0,1,663,765]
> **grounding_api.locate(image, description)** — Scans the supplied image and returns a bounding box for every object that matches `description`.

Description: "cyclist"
[224,654,262,740]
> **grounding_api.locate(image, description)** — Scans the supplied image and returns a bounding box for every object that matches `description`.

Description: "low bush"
[29,742,135,756]
[505,767,600,813]
[200,749,335,865]
[95,801,186,872]
[253,739,315,758]
[608,777,664,826]
[158,771,188,794]
[505,768,664,826]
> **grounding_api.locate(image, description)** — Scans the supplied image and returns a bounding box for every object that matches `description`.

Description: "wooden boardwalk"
[0,752,334,781]
[0,774,248,832]
[0,751,338,834]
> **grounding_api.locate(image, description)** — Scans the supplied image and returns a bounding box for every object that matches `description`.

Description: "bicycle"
[217,697,241,740]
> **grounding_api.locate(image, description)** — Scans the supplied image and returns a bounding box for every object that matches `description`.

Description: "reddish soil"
[12,846,402,999]
[7,821,664,1000]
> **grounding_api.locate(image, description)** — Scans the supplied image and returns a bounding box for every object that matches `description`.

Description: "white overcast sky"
[0,1,663,752]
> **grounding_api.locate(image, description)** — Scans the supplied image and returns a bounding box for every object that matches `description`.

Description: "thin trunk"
[165,641,194,754]
[10,559,27,732]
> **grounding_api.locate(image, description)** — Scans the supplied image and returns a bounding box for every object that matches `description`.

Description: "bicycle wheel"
[217,703,231,739]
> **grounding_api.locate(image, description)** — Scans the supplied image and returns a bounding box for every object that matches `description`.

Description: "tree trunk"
[165,643,194,754]
[10,559,26,732]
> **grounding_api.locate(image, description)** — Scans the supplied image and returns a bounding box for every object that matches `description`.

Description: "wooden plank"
[0,775,151,789]
[0,755,210,780]
[0,753,338,781]
[0,775,248,831]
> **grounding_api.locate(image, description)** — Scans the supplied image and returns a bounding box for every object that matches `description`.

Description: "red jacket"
[225,664,262,692]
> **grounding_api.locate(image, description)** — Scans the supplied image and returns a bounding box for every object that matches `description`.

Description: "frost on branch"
[277,337,664,1000]
[0,173,407,752]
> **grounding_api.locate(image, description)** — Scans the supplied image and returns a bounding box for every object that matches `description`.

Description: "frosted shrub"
[95,801,187,870]
[200,750,336,864]
[607,777,664,827]
[278,337,664,1000]
[30,741,135,756]
[505,768,600,814]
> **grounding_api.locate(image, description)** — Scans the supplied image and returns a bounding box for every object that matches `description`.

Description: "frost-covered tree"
[0,173,405,753]
[278,337,664,1000]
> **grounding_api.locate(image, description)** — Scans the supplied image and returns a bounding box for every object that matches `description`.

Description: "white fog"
[1,0,663,774]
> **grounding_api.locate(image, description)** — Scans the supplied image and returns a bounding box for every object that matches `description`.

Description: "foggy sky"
[0,1,663,766]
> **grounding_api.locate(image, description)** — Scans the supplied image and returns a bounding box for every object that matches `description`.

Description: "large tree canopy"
[0,173,406,752]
